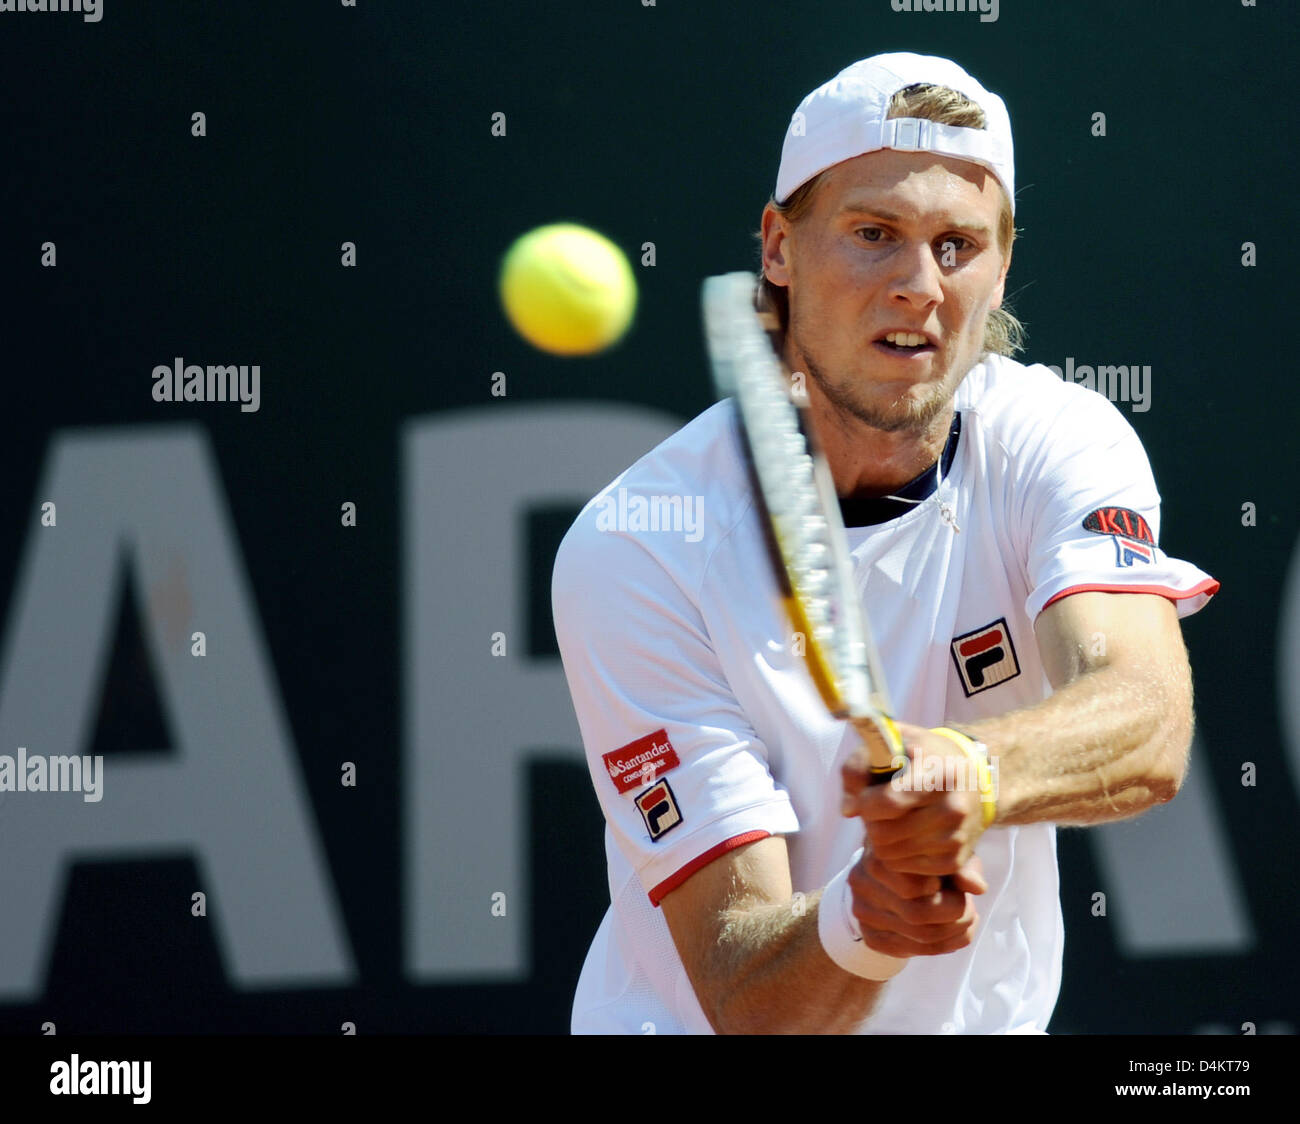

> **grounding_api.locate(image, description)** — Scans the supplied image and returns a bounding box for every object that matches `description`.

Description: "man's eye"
[938,237,972,253]
[856,228,885,243]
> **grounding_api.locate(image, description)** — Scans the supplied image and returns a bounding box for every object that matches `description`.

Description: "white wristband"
[817,848,906,981]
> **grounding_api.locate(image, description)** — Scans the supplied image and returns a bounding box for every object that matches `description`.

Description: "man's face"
[762,148,1011,434]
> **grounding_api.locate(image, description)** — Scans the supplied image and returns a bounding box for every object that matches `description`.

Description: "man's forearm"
[705,889,886,1034]
[962,659,1193,826]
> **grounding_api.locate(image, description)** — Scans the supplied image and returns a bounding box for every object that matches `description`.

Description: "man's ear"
[760,204,793,288]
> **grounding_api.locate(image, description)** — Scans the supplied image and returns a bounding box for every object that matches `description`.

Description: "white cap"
[774,52,1015,215]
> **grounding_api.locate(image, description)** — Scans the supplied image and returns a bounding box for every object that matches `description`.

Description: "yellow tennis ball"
[499,223,637,356]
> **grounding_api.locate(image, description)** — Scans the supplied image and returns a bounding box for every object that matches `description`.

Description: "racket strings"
[743,357,865,691]
[710,272,877,716]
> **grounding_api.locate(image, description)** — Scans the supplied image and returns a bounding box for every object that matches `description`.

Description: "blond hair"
[755,82,1025,357]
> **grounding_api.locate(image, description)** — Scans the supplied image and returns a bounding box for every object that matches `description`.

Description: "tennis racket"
[701,271,905,783]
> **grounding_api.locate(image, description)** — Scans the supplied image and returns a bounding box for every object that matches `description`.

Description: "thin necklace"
[881,447,961,533]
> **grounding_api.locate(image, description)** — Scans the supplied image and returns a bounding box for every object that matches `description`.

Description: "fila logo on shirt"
[951,618,1021,697]
[635,779,683,841]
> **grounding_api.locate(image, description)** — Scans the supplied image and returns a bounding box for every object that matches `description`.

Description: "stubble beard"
[800,353,946,431]
[787,298,972,436]
[800,344,966,436]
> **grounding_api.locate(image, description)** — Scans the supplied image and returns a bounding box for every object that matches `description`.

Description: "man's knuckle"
[902,875,940,899]
[849,899,878,930]
[899,898,930,924]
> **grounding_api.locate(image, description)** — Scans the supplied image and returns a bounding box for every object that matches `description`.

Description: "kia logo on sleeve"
[951,618,1021,696]
[1082,506,1155,545]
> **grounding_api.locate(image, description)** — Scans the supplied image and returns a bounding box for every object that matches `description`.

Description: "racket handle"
[866,764,903,788]
[850,713,906,774]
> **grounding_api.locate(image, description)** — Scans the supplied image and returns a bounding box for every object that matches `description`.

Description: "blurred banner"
[0,0,1295,1034]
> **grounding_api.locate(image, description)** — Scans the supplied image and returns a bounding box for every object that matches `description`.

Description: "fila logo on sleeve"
[951,618,1021,697]
[635,780,683,841]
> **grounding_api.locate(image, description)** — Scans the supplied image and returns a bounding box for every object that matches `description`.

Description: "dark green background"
[0,0,1294,1034]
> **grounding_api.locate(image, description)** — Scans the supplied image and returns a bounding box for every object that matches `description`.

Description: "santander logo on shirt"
[602,730,682,794]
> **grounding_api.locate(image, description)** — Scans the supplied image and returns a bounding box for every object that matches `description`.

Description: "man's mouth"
[874,330,937,355]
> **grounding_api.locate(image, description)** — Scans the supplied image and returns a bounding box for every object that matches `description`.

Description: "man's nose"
[886,240,945,306]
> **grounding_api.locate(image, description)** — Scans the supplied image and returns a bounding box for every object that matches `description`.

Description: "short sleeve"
[552,509,800,906]
[1019,389,1219,621]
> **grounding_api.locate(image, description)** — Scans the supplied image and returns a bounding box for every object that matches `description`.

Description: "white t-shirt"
[552,354,1218,1035]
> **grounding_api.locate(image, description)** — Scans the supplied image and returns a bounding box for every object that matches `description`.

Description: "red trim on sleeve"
[1041,577,1220,612]
[647,830,772,907]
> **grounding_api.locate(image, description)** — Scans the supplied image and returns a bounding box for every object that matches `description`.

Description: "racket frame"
[702,271,905,775]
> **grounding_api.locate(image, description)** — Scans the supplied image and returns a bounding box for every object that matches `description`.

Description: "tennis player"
[552,52,1218,1034]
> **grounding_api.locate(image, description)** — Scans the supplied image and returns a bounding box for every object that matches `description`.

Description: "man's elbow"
[708,1002,762,1036]
[701,976,776,1035]
[1149,768,1182,807]
[708,994,813,1035]
[1150,696,1195,805]
[695,964,808,1035]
